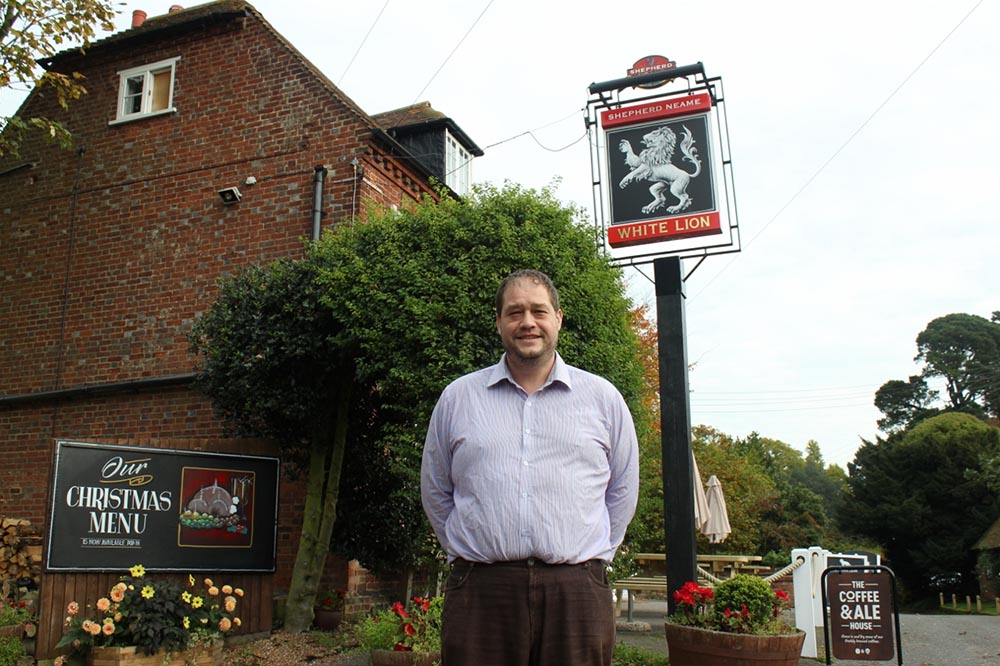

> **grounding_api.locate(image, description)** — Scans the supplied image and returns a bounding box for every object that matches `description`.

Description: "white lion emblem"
[618,125,701,214]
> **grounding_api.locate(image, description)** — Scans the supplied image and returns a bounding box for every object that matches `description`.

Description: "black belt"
[454,557,604,568]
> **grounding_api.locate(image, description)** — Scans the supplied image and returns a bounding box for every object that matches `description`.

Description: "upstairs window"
[445,130,472,196]
[112,57,179,123]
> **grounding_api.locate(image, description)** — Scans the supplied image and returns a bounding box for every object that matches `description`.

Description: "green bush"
[712,574,777,632]
[0,635,25,666]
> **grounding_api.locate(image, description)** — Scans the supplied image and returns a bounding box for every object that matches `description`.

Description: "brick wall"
[0,6,440,658]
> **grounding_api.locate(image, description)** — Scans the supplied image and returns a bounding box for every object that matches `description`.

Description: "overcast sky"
[5,0,996,469]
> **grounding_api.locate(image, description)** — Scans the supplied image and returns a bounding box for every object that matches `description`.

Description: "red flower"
[775,589,788,601]
[391,602,410,619]
[403,623,415,636]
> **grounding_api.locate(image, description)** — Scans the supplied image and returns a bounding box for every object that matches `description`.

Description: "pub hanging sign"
[46,440,279,572]
[602,91,721,248]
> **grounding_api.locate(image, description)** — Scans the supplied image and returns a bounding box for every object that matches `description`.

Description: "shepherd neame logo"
[64,456,173,535]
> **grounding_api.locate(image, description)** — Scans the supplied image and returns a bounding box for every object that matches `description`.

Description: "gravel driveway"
[616,598,1000,665]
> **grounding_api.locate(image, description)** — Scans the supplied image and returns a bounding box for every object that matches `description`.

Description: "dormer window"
[445,130,472,196]
[112,57,179,123]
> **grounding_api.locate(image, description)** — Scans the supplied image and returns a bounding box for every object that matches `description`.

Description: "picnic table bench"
[613,553,764,621]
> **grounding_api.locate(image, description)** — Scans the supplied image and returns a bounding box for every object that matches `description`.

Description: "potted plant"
[312,589,347,631]
[54,564,243,666]
[354,596,442,666]
[0,596,36,640]
[665,574,805,666]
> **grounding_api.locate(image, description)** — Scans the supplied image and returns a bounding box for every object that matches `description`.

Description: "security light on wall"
[218,186,242,205]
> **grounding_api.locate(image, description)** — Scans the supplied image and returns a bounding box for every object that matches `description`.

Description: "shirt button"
[522,460,529,466]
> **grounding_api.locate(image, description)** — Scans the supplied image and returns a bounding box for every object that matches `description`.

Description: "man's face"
[496,278,563,364]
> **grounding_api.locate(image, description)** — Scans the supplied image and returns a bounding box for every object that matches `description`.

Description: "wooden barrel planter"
[664,622,806,666]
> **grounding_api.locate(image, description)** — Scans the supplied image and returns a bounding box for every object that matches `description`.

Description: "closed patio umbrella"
[692,453,710,532]
[702,474,731,544]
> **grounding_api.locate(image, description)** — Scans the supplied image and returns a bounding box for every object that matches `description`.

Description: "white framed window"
[111,57,180,123]
[445,130,472,196]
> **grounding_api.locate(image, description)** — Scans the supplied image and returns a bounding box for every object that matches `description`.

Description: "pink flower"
[67,601,79,615]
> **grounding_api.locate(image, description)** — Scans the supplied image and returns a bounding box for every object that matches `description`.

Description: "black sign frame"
[47,440,279,572]
[821,565,902,665]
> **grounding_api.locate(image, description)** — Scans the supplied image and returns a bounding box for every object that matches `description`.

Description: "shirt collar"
[488,352,572,391]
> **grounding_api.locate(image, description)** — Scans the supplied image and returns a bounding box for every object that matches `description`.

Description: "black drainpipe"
[311,165,328,240]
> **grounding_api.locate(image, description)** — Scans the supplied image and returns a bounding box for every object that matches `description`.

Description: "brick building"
[0,1,481,659]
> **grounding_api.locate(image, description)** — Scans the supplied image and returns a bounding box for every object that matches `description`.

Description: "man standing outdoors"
[421,269,639,665]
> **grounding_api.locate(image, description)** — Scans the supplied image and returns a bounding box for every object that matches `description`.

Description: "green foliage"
[311,183,646,571]
[611,641,668,666]
[877,312,1000,432]
[841,413,1000,594]
[190,258,346,451]
[0,634,25,666]
[354,597,442,655]
[0,0,117,156]
[55,565,243,657]
[711,575,775,631]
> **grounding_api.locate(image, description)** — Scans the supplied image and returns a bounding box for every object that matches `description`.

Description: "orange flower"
[67,601,79,615]
[208,586,219,596]
[224,596,237,612]
[96,597,111,612]
[218,617,232,632]
[101,622,115,636]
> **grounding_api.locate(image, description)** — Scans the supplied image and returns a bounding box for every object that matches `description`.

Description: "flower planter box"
[370,649,440,666]
[664,622,805,666]
[0,624,23,638]
[312,608,343,631]
[87,640,223,666]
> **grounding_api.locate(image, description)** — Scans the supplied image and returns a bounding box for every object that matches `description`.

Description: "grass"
[612,642,669,666]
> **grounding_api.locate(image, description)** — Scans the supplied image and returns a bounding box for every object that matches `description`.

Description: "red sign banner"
[601,93,712,129]
[608,211,722,247]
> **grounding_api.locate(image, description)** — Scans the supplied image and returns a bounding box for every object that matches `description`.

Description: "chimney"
[131,10,147,27]
[169,5,184,12]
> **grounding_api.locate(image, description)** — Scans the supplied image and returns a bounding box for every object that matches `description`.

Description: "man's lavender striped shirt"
[421,353,639,564]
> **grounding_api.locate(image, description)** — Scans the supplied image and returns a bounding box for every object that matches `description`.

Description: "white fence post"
[792,546,829,659]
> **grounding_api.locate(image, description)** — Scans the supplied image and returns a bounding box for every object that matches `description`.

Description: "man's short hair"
[495,270,560,315]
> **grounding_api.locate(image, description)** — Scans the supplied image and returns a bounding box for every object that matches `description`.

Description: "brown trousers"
[441,558,615,666]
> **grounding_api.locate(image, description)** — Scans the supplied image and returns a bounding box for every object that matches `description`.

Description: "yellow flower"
[200,617,208,625]
[233,617,241,627]
[234,588,244,597]
[183,617,190,629]
[102,618,114,626]
[221,585,232,594]
[189,574,196,587]
[182,591,192,603]
[141,585,155,599]
[130,564,146,578]
[191,596,204,609]
[114,612,122,622]
[96,597,111,612]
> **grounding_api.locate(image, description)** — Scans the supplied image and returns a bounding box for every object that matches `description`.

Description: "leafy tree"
[689,426,775,555]
[190,259,353,632]
[917,313,1000,418]
[876,313,1000,432]
[874,376,939,433]
[1,0,116,156]
[841,412,1000,596]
